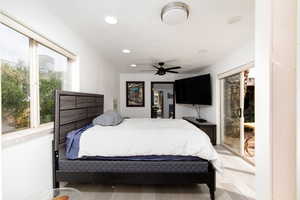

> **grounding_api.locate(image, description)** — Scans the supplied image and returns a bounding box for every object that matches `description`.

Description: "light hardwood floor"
[65,146,255,200]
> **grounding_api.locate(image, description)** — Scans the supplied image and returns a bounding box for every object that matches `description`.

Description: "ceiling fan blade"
[134,64,152,67]
[162,59,177,64]
[167,71,179,74]
[152,65,160,69]
[136,70,157,72]
[165,66,181,71]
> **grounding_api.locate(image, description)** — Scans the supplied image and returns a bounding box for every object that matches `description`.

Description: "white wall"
[2,135,53,200]
[196,41,254,123]
[1,1,118,199]
[271,0,296,197]
[120,41,254,120]
[120,73,195,119]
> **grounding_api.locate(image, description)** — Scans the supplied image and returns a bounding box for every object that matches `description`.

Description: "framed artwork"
[126,81,145,107]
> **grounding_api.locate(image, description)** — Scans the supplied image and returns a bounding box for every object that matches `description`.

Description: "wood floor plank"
[141,185,156,200]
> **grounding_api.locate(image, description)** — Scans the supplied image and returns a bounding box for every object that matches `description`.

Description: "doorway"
[151,82,175,119]
[220,67,255,164]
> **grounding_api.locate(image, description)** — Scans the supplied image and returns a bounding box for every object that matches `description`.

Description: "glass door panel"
[151,83,175,119]
[222,73,242,153]
[243,70,255,163]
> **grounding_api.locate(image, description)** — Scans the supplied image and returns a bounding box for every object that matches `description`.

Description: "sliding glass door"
[221,68,255,163]
[221,73,244,154]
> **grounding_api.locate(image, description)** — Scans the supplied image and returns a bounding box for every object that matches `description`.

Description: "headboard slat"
[54,90,104,151]
[60,109,88,125]
[60,96,76,110]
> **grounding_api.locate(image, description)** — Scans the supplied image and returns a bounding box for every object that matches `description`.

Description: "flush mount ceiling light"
[105,16,118,24]
[161,2,189,25]
[122,49,131,54]
[130,64,137,67]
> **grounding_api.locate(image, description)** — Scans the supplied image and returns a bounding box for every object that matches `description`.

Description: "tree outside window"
[1,23,72,134]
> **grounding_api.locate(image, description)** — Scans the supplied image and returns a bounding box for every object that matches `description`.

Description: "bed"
[53,90,217,200]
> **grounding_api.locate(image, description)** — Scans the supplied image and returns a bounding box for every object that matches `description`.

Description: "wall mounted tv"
[175,74,212,105]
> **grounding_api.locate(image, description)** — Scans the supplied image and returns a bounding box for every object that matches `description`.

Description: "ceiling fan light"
[122,49,131,54]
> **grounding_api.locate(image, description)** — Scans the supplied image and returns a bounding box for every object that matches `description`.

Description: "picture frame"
[126,81,145,107]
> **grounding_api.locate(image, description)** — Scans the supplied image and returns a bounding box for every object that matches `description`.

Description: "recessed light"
[105,16,118,24]
[228,16,242,24]
[122,49,131,54]
[130,64,137,67]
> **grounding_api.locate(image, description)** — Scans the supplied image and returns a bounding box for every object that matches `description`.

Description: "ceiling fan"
[139,62,182,76]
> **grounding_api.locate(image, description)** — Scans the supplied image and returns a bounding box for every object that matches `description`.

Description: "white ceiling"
[45,0,254,73]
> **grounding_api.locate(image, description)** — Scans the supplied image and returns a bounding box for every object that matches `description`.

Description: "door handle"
[238,108,242,118]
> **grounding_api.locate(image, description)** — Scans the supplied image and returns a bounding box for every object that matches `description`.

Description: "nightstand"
[183,117,217,145]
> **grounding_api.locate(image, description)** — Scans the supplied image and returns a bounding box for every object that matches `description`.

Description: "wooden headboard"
[54,90,104,151]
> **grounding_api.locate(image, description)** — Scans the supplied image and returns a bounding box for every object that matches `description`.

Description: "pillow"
[93,110,123,126]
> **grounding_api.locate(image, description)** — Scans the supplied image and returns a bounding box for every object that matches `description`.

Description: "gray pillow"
[93,111,123,126]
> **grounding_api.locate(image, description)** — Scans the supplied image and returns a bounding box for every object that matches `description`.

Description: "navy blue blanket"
[66,124,93,159]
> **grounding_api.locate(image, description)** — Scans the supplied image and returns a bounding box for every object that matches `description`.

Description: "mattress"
[76,119,221,171]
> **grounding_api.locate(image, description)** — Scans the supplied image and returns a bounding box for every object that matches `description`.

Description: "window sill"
[2,123,54,148]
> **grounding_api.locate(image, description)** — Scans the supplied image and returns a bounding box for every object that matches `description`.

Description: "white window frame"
[0,11,77,135]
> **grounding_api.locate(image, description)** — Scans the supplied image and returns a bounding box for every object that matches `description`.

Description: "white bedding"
[79,118,222,171]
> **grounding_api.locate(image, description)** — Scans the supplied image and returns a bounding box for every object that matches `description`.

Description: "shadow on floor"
[224,167,255,176]
[216,150,237,157]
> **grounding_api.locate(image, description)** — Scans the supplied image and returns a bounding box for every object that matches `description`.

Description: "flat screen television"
[175,74,212,105]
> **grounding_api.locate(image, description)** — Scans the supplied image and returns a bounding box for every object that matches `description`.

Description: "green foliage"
[39,74,62,123]
[1,61,62,131]
[1,62,30,129]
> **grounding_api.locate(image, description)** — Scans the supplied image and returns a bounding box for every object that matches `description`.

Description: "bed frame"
[53,90,216,200]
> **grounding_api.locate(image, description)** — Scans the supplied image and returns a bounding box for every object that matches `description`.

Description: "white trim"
[255,0,273,196]
[218,79,224,145]
[70,58,80,92]
[218,61,254,79]
[29,39,40,128]
[239,72,245,157]
[2,123,53,148]
[0,11,76,60]
[35,41,41,126]
[297,0,300,197]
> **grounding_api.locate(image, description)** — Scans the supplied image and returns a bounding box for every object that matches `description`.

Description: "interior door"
[151,82,175,119]
[221,73,244,154]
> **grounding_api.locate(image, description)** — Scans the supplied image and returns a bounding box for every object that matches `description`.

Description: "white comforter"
[79,119,222,171]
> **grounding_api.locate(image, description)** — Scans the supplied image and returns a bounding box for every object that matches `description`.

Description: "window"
[38,44,71,124]
[1,23,30,133]
[0,20,75,134]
